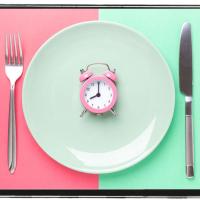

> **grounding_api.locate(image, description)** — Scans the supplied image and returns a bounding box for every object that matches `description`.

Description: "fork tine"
[18,33,23,65]
[9,34,14,65]
[13,34,18,65]
[5,35,9,64]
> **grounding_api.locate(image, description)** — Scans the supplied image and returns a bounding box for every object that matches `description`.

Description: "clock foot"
[80,109,87,117]
[110,108,117,116]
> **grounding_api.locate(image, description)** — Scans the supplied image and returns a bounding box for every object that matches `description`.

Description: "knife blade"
[179,22,194,177]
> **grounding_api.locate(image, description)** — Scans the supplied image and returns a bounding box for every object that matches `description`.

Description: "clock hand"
[97,81,100,94]
[90,92,101,100]
[90,94,98,99]
[91,93,100,98]
[90,82,101,99]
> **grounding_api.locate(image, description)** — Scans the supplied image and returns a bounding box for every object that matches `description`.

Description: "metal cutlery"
[5,33,23,174]
[179,22,194,177]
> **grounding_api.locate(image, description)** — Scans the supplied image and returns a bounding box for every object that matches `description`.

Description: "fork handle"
[8,84,16,174]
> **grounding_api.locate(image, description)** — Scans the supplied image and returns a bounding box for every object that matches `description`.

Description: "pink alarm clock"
[79,63,117,117]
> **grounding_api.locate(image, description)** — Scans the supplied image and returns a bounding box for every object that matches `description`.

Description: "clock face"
[80,76,117,113]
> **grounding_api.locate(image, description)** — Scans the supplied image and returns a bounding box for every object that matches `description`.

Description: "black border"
[0,4,200,197]
[0,4,200,8]
[0,189,200,197]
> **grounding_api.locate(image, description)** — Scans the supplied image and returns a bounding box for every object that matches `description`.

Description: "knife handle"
[185,97,194,177]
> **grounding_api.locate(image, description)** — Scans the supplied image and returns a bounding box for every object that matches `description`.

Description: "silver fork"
[5,33,23,174]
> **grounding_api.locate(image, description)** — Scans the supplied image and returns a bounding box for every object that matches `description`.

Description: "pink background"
[0,9,98,189]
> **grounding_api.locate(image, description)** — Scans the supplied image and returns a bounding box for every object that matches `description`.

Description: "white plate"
[22,21,175,174]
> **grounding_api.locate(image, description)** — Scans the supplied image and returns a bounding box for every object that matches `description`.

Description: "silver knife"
[179,22,194,177]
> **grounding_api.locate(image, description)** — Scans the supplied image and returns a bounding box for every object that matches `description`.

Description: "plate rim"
[22,20,175,174]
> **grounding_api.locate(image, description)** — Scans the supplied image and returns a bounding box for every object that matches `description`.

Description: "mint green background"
[99,9,200,189]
